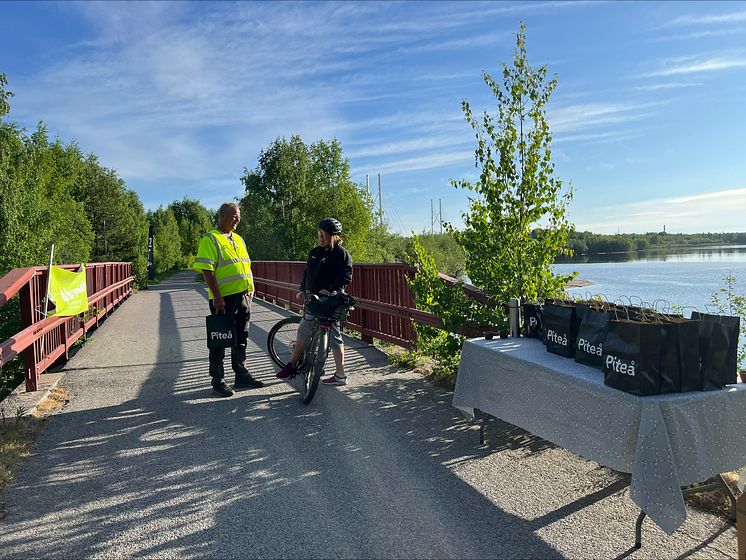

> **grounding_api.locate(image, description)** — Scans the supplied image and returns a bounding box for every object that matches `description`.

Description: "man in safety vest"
[193,202,264,397]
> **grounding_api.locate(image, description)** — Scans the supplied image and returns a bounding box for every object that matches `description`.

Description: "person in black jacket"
[276,218,353,386]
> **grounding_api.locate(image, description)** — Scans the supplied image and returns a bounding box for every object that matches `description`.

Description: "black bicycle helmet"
[318,217,342,235]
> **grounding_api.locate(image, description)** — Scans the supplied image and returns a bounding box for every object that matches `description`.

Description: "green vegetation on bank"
[565,230,746,257]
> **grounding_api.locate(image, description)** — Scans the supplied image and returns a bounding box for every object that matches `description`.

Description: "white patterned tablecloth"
[452,337,746,535]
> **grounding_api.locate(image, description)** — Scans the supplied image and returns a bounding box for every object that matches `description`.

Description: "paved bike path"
[0,270,737,558]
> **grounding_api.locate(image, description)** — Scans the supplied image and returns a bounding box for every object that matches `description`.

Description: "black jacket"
[300,244,353,294]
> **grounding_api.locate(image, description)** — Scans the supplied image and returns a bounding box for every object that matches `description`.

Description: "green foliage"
[710,275,746,371]
[387,348,419,369]
[0,296,23,399]
[449,24,575,304]
[0,73,12,118]
[407,237,506,381]
[148,207,182,273]
[169,197,213,267]
[238,135,378,261]
[402,233,466,279]
[72,156,149,282]
[0,122,92,273]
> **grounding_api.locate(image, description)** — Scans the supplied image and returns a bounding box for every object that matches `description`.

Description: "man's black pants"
[208,291,251,384]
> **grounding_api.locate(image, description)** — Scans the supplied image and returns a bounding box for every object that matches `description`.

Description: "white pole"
[439,198,443,234]
[43,244,54,319]
[377,174,382,224]
[39,244,55,364]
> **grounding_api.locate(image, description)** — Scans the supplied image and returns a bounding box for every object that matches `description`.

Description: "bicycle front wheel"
[267,316,302,368]
[301,328,328,404]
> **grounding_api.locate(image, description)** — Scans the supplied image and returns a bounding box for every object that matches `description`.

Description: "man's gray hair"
[218,202,239,219]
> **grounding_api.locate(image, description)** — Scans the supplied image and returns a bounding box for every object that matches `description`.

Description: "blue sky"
[1,1,745,235]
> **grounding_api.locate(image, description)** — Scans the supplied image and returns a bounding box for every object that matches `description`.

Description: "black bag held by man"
[543,300,580,358]
[522,302,544,339]
[659,316,702,393]
[691,312,741,388]
[206,312,236,349]
[602,319,662,396]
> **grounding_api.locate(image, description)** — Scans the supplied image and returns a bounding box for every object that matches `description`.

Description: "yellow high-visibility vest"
[192,230,254,299]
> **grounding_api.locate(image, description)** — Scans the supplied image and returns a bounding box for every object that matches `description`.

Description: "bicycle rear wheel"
[301,328,328,404]
[267,316,302,368]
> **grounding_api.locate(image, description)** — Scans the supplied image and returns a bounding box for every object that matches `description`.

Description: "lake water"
[553,245,746,313]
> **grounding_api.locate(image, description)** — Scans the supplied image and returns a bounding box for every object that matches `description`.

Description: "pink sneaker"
[276,363,297,379]
[322,374,348,386]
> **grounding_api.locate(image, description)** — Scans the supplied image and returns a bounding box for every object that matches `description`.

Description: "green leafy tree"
[148,207,182,273]
[169,197,213,267]
[449,24,575,304]
[74,156,148,282]
[0,75,24,274]
[407,236,506,381]
[238,136,377,262]
[0,117,91,271]
[403,232,467,279]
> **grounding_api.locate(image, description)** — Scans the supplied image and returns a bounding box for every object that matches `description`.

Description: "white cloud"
[633,82,702,91]
[348,135,471,158]
[549,102,661,134]
[354,150,474,176]
[574,188,746,233]
[665,11,746,27]
[642,57,746,77]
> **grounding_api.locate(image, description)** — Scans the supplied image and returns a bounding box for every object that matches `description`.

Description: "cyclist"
[275,218,353,386]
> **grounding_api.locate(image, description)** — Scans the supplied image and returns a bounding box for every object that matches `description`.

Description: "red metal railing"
[252,262,453,349]
[0,263,134,392]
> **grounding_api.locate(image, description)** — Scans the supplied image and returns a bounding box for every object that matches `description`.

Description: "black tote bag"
[543,301,578,358]
[206,313,236,349]
[574,305,616,369]
[660,316,702,393]
[522,303,544,339]
[602,319,662,396]
[691,312,741,388]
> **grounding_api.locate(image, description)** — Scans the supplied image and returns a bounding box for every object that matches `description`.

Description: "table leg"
[635,510,646,549]
[472,408,488,445]
[681,474,737,523]
[635,473,737,548]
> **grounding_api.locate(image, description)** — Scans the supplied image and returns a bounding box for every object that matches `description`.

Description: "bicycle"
[267,291,356,404]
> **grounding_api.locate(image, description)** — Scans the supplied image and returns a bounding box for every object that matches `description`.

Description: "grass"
[379,343,459,391]
[0,387,68,502]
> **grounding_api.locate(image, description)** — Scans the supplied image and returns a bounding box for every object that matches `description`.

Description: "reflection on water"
[553,245,746,311]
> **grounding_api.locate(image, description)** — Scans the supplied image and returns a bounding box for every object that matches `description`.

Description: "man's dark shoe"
[212,382,235,398]
[234,376,264,389]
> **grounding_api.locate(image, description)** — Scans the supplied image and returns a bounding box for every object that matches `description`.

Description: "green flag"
[48,265,88,316]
